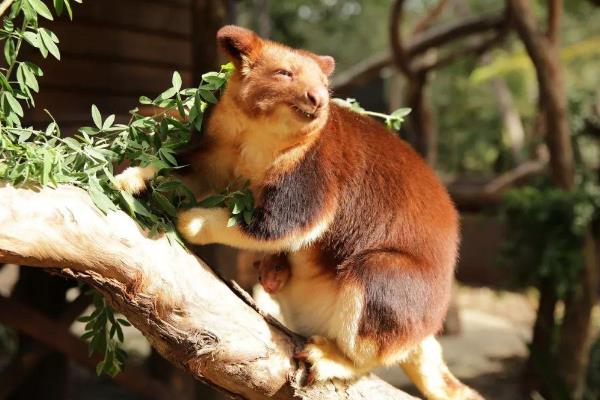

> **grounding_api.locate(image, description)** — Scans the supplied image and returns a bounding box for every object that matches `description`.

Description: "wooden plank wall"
[24,0,194,133]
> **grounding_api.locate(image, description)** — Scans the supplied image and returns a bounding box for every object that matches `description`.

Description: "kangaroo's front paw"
[177,208,213,245]
[114,166,157,194]
[294,336,360,385]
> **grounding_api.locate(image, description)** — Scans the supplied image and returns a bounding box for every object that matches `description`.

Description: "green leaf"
[227,216,238,227]
[28,0,54,20]
[96,360,105,376]
[0,73,11,91]
[391,108,411,118]
[42,149,53,185]
[153,191,177,217]
[80,330,95,340]
[139,96,152,105]
[16,63,27,91]
[115,323,124,342]
[198,194,225,207]
[39,28,60,59]
[198,88,218,104]
[17,129,33,143]
[3,19,14,32]
[22,62,39,91]
[231,200,242,215]
[64,0,73,19]
[155,180,181,192]
[91,105,102,129]
[157,87,177,101]
[159,148,177,166]
[243,210,253,225]
[23,32,40,48]
[88,183,117,214]
[172,71,182,91]
[4,38,15,65]
[53,0,64,15]
[25,62,43,76]
[120,190,152,218]
[103,114,115,130]
[5,92,23,117]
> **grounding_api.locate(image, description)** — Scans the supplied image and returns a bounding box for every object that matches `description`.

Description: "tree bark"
[0,184,417,400]
[507,0,574,189]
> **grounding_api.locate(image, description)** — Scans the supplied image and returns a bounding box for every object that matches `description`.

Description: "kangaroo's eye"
[275,69,293,78]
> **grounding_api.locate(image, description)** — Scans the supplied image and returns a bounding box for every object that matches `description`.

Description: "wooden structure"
[25,0,224,134]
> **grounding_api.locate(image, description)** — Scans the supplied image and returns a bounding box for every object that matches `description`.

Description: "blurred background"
[1,0,599,399]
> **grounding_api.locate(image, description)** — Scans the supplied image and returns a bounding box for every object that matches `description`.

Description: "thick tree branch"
[0,184,417,400]
[507,0,574,189]
[333,9,506,93]
[406,11,506,58]
[448,159,547,210]
[547,0,562,45]
[332,51,392,94]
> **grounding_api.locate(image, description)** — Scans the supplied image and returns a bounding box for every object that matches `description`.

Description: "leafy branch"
[0,0,411,378]
[78,289,131,376]
[332,97,411,131]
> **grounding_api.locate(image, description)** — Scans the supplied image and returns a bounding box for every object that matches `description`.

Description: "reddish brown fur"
[248,104,458,354]
[179,25,459,384]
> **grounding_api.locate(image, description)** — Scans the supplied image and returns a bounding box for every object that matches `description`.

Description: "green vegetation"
[0,0,411,376]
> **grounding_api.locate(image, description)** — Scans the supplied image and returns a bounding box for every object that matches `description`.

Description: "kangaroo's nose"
[307,90,320,108]
[305,87,328,111]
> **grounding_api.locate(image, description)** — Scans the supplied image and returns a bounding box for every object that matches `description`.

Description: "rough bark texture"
[0,184,417,400]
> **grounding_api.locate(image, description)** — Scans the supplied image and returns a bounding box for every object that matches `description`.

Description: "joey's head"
[216,25,335,135]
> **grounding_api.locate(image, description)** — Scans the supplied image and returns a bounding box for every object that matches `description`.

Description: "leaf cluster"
[332,97,411,131]
[77,290,131,376]
[199,180,254,227]
[0,1,412,377]
[498,178,600,298]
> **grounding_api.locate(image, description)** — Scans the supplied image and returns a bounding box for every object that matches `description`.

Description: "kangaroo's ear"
[216,25,263,65]
[316,55,335,76]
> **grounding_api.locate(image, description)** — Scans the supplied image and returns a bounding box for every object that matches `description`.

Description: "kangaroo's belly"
[273,249,359,342]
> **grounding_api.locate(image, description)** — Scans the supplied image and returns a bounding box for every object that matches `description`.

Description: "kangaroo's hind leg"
[400,336,484,400]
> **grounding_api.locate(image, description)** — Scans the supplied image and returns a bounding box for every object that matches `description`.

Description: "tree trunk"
[507,0,598,396]
[404,72,437,166]
[0,184,417,400]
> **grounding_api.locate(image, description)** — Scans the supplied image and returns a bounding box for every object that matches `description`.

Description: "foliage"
[498,88,600,296]
[333,97,410,131]
[0,1,412,377]
[498,179,600,298]
[238,0,390,71]
[0,0,81,125]
[77,290,131,376]
[199,180,255,227]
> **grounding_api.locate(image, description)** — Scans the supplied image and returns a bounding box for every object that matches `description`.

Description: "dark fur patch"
[241,144,329,240]
[340,250,450,351]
